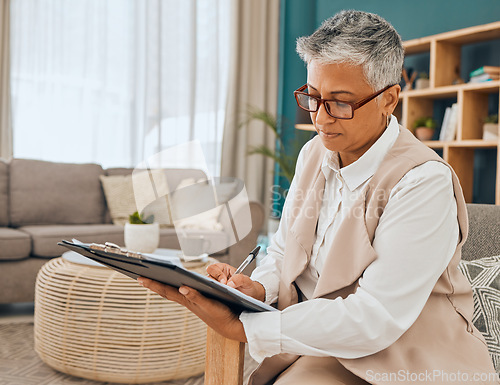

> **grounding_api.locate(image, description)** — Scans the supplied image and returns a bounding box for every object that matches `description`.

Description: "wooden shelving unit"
[399,21,500,205]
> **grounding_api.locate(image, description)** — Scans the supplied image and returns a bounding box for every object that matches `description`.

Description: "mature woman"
[138,10,497,384]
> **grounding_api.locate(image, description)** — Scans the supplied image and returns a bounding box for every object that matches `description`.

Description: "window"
[10,0,230,176]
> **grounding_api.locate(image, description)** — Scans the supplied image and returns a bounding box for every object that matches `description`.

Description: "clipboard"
[58,240,275,313]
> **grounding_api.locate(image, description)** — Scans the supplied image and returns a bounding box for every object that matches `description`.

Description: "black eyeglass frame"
[293,84,394,120]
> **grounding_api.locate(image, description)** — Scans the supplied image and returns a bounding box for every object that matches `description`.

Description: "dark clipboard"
[58,240,275,313]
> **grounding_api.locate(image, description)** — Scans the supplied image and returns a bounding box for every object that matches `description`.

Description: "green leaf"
[129,211,143,224]
[128,211,154,224]
[241,105,311,186]
[484,114,498,124]
[240,107,278,134]
[142,214,155,224]
[413,116,437,129]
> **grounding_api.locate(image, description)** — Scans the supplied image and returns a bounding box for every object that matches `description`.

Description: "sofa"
[0,158,265,304]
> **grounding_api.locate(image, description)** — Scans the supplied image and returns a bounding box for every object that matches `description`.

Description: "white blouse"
[240,116,459,363]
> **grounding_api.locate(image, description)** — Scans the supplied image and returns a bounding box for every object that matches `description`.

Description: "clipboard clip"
[89,242,143,260]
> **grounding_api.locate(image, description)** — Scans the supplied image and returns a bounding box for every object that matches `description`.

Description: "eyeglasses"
[294,84,394,120]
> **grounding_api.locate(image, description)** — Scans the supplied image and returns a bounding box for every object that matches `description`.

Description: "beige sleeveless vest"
[249,127,496,385]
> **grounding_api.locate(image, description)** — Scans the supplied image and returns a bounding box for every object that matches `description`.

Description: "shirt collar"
[321,115,400,191]
[321,149,340,181]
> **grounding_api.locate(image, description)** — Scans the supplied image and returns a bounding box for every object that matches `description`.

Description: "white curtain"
[0,0,12,159]
[221,0,279,212]
[10,0,230,175]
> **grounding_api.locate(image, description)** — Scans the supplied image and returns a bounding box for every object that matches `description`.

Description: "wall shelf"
[400,80,500,99]
[400,22,500,204]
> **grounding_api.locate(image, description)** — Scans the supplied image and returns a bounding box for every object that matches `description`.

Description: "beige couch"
[0,158,265,304]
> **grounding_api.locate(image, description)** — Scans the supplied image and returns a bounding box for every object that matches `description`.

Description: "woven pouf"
[34,256,212,384]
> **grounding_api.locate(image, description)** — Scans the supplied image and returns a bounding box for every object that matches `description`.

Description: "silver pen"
[234,246,261,275]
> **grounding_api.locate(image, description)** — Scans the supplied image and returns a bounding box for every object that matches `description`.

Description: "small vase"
[414,127,435,141]
[415,78,430,90]
[124,223,160,253]
[483,123,499,140]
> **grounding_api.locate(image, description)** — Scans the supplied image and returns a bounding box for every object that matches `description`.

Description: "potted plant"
[483,114,498,140]
[241,106,310,236]
[124,211,159,253]
[415,72,430,90]
[413,117,437,141]
[242,107,308,185]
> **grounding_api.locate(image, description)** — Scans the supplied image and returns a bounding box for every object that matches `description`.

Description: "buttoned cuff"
[240,311,281,362]
[251,274,279,305]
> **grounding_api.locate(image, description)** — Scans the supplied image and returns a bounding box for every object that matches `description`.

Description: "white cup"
[179,235,211,257]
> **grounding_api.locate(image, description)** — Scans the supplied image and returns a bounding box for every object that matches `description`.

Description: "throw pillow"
[100,172,173,227]
[171,178,223,231]
[458,255,500,372]
[100,175,136,226]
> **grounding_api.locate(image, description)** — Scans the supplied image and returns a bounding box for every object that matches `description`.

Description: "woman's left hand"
[137,277,247,343]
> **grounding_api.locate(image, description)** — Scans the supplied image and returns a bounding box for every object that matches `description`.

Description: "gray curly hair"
[296,10,404,91]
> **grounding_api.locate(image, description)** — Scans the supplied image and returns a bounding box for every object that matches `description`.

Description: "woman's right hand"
[206,263,266,302]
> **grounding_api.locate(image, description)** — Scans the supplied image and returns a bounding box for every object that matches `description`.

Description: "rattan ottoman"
[34,253,213,384]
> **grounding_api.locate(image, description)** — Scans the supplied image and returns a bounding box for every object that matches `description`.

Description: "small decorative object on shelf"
[415,72,430,90]
[124,211,159,253]
[413,117,437,141]
[402,68,417,91]
[452,65,465,85]
[483,114,499,141]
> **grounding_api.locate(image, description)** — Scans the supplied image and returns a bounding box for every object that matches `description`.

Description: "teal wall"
[272,0,317,217]
[274,0,500,214]
[316,0,500,40]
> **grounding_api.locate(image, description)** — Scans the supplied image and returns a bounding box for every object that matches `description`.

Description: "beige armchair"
[203,204,500,384]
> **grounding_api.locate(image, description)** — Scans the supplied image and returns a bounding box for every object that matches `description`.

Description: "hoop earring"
[386,114,390,128]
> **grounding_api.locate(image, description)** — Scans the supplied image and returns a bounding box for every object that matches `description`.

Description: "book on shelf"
[469,72,500,83]
[439,103,458,141]
[469,66,500,77]
[439,107,451,141]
